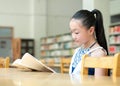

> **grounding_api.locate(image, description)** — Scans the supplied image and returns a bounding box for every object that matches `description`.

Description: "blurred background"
[0,0,119,64]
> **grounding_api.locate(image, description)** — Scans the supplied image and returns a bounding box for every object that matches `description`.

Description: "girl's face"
[70,19,94,46]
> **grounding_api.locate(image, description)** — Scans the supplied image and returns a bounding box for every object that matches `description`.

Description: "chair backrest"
[0,57,10,68]
[46,59,55,66]
[40,59,46,64]
[81,53,120,77]
[61,57,71,73]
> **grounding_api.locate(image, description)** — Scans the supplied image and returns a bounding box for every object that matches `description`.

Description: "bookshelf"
[109,22,120,55]
[13,38,35,60]
[40,33,76,65]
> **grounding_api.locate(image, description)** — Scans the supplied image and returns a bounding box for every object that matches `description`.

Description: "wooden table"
[0,68,120,86]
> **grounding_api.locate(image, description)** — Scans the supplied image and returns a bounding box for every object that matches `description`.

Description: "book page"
[12,53,56,73]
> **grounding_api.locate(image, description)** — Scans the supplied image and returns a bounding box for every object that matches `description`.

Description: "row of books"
[109,25,120,34]
[109,35,120,44]
[44,57,61,64]
[41,42,76,50]
[109,46,120,54]
[41,34,72,44]
[40,49,73,57]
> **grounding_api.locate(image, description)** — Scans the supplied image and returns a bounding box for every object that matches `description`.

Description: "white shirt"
[69,46,106,75]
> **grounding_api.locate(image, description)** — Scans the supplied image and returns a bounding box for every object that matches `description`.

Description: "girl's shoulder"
[88,43,107,57]
[92,48,106,56]
[90,46,107,57]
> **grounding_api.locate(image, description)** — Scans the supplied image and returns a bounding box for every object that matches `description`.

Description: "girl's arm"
[91,49,108,76]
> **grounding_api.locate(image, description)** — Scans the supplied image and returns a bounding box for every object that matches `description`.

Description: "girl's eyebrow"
[71,28,77,32]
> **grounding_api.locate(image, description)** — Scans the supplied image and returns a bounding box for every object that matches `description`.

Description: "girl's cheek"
[71,33,75,39]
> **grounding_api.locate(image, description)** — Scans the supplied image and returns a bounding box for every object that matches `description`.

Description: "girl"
[69,9,108,76]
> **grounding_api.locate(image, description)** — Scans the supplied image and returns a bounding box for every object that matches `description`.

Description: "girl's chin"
[74,42,82,46]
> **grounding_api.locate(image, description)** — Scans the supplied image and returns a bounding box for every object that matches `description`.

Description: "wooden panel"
[113,53,120,77]
[81,53,120,77]
[13,38,21,61]
[0,57,10,68]
[13,38,35,61]
[84,57,114,69]
[60,57,71,73]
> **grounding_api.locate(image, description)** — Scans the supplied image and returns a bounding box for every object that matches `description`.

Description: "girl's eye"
[75,32,79,34]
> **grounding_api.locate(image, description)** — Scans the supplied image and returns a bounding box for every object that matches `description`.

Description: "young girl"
[69,9,108,76]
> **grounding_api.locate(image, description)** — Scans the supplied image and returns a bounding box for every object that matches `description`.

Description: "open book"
[11,53,56,73]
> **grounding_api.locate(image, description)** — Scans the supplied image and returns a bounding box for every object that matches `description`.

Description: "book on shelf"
[109,45,120,54]
[11,53,56,73]
[109,25,120,33]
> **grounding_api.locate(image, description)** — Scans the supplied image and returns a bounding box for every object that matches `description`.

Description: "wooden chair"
[46,59,55,66]
[0,57,10,68]
[81,53,120,77]
[40,59,46,64]
[61,57,71,73]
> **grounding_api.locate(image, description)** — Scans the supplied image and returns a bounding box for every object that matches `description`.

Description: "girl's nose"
[72,34,77,41]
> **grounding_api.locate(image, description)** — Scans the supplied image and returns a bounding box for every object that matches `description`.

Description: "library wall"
[110,0,120,15]
[47,0,82,36]
[0,0,118,58]
[0,0,33,38]
[0,0,47,58]
[33,0,47,58]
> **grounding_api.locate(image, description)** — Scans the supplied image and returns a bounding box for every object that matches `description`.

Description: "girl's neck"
[83,38,96,49]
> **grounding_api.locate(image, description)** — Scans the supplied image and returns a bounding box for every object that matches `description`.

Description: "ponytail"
[72,9,108,55]
[92,9,108,55]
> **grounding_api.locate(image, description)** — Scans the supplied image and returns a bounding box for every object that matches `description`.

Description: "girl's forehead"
[70,19,87,31]
[70,19,82,24]
[70,19,83,27]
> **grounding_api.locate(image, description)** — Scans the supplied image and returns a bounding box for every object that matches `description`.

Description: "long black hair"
[72,9,108,55]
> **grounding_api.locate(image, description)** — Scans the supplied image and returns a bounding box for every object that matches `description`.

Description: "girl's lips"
[74,40,79,42]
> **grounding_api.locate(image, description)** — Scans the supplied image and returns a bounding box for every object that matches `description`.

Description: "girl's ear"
[88,26,95,35]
